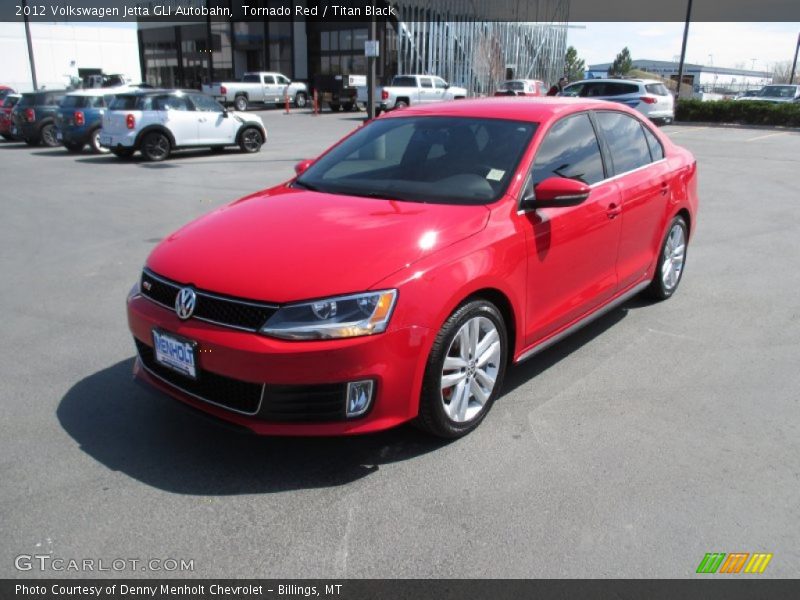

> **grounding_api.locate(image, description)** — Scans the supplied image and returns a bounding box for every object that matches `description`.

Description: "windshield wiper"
[347,190,421,202]
[292,179,319,192]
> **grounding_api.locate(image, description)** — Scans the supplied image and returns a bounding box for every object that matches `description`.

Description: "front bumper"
[127,292,432,436]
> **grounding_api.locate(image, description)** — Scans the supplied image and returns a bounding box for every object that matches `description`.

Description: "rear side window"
[532,113,605,186]
[110,95,147,110]
[392,76,418,87]
[153,95,192,111]
[242,74,260,83]
[603,82,639,96]
[645,83,670,96]
[60,96,88,108]
[595,111,652,174]
[642,125,665,161]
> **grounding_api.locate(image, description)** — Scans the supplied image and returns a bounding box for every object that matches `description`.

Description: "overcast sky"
[568,22,800,73]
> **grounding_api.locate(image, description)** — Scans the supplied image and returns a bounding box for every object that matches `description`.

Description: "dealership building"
[137,0,570,95]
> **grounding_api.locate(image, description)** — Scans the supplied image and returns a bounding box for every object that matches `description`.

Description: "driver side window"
[531,113,605,186]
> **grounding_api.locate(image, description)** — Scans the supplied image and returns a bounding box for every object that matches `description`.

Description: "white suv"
[560,78,675,124]
[100,90,267,161]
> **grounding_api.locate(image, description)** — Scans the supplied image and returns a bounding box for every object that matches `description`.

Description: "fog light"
[346,380,374,418]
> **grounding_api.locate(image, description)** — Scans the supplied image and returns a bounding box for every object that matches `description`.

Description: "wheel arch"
[134,125,175,149]
[676,207,692,238]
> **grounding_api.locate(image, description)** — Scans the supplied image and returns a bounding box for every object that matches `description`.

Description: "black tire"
[644,215,689,301]
[238,127,263,153]
[294,92,308,108]
[40,123,59,147]
[234,95,249,112]
[329,103,341,112]
[394,100,409,109]
[417,299,508,439]
[64,141,84,153]
[111,147,134,159]
[89,128,109,154]
[141,131,171,162]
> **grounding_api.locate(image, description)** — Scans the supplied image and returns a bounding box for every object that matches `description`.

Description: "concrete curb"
[671,121,800,131]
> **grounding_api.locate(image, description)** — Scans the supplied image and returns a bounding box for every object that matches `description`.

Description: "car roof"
[567,78,665,85]
[66,88,119,97]
[381,97,638,123]
[114,88,197,96]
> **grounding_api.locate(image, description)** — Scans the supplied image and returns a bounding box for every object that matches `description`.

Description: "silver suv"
[561,78,674,124]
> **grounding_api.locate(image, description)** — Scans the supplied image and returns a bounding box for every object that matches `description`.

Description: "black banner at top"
[3,0,800,23]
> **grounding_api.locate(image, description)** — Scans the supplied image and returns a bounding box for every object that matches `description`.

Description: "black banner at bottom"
[2,580,800,600]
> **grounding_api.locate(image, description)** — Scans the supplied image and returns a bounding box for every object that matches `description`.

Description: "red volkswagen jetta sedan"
[127,98,698,438]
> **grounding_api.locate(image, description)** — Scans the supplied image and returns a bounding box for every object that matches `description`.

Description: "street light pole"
[366,16,377,120]
[790,32,800,85]
[22,0,38,90]
[675,0,693,101]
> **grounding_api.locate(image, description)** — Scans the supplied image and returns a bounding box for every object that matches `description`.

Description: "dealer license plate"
[152,329,198,379]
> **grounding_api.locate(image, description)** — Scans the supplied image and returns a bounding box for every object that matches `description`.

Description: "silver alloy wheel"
[241,128,262,152]
[41,124,57,147]
[440,316,502,423]
[92,129,109,154]
[295,93,307,108]
[662,222,686,291]
[235,96,248,111]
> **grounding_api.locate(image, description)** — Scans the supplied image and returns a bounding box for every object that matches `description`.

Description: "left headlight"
[260,290,397,340]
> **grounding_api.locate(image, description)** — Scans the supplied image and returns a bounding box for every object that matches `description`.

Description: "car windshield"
[295,116,537,205]
[761,86,797,98]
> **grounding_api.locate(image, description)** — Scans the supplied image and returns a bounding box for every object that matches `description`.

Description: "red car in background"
[0,93,21,141]
[127,98,698,439]
[494,79,546,97]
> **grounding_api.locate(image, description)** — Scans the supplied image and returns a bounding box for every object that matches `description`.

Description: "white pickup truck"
[367,75,467,113]
[202,72,308,111]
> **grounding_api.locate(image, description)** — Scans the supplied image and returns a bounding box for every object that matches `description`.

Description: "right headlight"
[260,290,397,340]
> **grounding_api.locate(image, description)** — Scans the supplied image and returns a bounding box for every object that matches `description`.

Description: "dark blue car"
[55,90,118,153]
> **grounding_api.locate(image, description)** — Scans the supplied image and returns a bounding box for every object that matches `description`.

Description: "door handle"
[606,203,622,219]
[660,182,669,196]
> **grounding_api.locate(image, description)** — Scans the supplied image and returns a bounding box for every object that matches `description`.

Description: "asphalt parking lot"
[1,109,799,579]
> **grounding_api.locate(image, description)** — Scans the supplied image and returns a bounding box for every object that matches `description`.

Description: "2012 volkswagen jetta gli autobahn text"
[127,98,698,438]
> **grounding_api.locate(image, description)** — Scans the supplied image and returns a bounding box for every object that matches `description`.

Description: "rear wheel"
[394,100,409,109]
[234,95,249,111]
[645,215,688,300]
[238,127,263,153]
[417,300,507,438]
[89,128,109,154]
[295,92,308,108]
[141,131,171,162]
[110,147,134,159]
[40,123,59,147]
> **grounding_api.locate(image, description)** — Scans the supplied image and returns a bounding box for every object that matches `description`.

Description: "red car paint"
[127,98,698,436]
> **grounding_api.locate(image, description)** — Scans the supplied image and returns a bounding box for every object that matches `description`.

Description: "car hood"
[230,111,263,125]
[146,186,490,303]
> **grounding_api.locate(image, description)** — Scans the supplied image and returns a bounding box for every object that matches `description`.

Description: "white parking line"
[744,131,789,142]
[663,126,708,134]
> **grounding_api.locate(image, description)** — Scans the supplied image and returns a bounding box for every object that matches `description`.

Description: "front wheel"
[645,215,688,300]
[294,92,308,108]
[141,131,171,162]
[417,300,507,438]
[238,127,263,153]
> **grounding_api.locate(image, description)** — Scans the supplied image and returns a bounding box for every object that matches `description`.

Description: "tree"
[610,47,633,76]
[771,60,798,84]
[564,46,585,82]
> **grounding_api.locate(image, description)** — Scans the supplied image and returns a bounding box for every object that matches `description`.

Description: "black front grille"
[140,269,278,331]
[259,384,348,422]
[135,339,263,414]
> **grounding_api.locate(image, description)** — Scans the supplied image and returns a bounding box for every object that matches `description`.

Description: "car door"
[190,94,237,144]
[418,77,435,103]
[518,112,622,346]
[593,110,671,290]
[262,74,281,103]
[432,77,448,101]
[153,94,196,145]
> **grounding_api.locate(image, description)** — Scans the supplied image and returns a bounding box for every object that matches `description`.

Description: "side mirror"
[521,177,591,210]
[294,159,314,176]
[221,109,229,118]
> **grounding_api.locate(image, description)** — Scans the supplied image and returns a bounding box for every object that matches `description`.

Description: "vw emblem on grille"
[175,287,197,320]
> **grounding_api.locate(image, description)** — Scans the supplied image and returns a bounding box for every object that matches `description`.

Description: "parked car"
[736,88,764,99]
[127,97,698,438]
[375,75,467,113]
[0,86,15,102]
[101,89,266,161]
[55,89,118,153]
[9,90,68,146]
[734,84,800,103]
[494,79,546,97]
[312,73,365,112]
[560,78,675,124]
[202,72,308,111]
[0,93,21,141]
